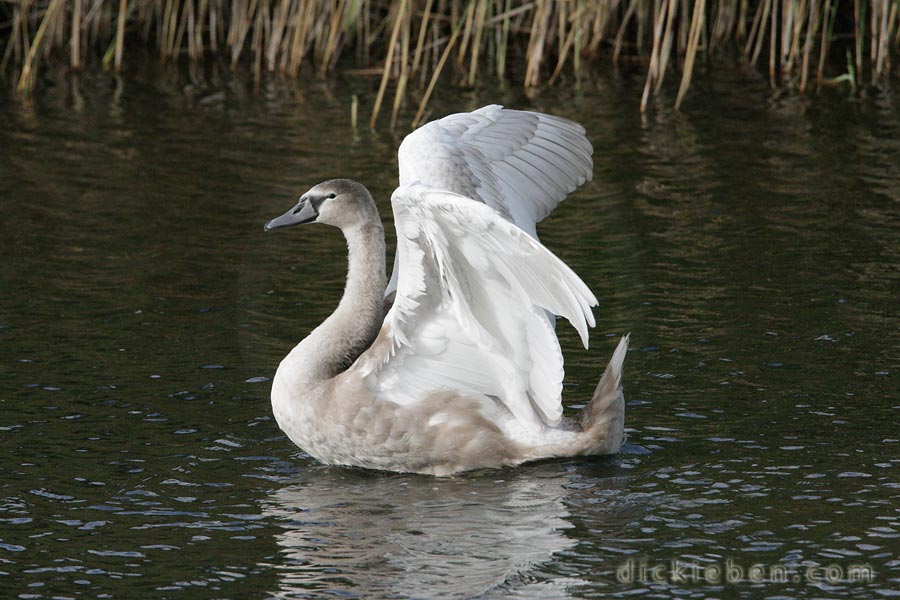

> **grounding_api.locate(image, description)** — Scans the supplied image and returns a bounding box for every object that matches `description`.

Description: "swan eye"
[326,193,336,200]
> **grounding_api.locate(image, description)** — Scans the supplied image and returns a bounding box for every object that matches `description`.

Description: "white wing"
[397,104,594,236]
[357,184,597,431]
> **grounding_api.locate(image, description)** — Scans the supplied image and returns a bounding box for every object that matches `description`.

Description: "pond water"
[1,65,898,599]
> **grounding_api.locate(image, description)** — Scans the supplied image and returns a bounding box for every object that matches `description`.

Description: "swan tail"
[578,333,629,455]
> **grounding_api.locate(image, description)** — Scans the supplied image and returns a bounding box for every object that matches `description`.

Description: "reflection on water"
[262,466,590,599]
[1,66,899,599]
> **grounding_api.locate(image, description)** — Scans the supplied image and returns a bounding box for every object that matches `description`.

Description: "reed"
[2,1,899,117]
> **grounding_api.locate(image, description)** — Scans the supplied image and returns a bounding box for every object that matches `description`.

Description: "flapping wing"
[357,184,597,431]
[398,105,594,236]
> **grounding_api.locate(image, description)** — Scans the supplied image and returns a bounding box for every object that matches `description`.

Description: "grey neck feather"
[289,221,387,383]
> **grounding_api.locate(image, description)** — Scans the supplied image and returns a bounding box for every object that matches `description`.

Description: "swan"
[264,107,629,476]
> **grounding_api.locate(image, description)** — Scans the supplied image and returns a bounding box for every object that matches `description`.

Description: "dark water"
[1,66,898,599]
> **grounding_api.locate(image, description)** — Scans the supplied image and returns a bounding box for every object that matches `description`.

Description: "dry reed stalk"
[228,0,247,67]
[709,0,730,52]
[287,0,315,76]
[5,0,900,112]
[746,0,769,65]
[487,1,535,24]
[768,0,777,84]
[612,0,638,65]
[791,0,807,78]
[556,1,564,55]
[525,0,551,87]
[869,0,877,66]
[816,0,834,87]
[391,68,408,127]
[496,0,512,78]
[854,0,864,86]
[389,4,411,128]
[410,0,434,76]
[274,3,289,73]
[194,0,207,59]
[549,2,584,84]
[675,0,704,110]
[894,2,900,46]
[413,13,464,128]
[0,6,19,72]
[883,1,896,75]
[873,0,892,81]
[655,0,678,94]
[45,2,63,53]
[780,0,793,77]
[573,0,584,79]
[114,0,128,70]
[467,0,487,85]
[370,0,408,128]
[310,3,330,67]
[799,0,818,92]
[265,0,288,72]
[319,0,346,75]
[250,0,265,82]
[161,0,173,61]
[172,0,191,59]
[641,0,667,112]
[209,0,219,50]
[72,0,83,69]
[456,0,475,68]
[635,0,647,53]
[185,0,196,59]
[17,0,65,94]
[585,0,601,56]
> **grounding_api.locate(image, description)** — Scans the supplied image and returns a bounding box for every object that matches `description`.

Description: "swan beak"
[264,197,318,231]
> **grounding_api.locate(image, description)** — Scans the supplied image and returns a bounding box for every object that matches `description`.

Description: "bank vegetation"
[2,0,898,124]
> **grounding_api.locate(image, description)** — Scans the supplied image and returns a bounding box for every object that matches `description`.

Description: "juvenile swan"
[265,107,628,476]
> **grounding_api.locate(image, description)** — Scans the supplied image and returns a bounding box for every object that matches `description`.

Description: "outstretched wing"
[357,184,597,431]
[397,105,594,236]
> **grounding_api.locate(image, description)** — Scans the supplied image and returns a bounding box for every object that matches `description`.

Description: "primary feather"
[386,105,594,300]
[398,105,593,234]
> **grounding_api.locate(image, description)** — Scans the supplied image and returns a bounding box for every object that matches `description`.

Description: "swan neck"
[341,222,387,317]
[295,221,386,382]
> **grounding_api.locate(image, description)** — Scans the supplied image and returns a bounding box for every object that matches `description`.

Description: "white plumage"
[265,106,628,476]
[386,104,594,299]
[361,186,596,432]
[398,104,592,228]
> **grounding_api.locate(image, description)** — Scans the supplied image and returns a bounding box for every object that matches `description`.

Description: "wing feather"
[397,105,594,230]
[358,184,597,430]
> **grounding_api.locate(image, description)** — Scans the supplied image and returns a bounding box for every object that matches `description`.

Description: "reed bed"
[3,1,899,123]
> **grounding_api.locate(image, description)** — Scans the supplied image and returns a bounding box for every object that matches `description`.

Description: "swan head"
[264,179,379,231]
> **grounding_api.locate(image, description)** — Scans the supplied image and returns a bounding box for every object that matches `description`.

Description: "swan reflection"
[261,465,589,599]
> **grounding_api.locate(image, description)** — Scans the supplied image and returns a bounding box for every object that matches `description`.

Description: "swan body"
[265,108,628,476]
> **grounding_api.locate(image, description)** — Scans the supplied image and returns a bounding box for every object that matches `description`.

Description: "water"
[1,65,898,598]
